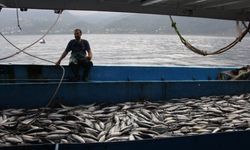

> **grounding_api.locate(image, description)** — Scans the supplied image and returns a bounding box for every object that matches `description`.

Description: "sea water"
[0,34,250,67]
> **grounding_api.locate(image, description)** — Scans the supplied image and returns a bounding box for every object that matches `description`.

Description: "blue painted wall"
[0,64,236,82]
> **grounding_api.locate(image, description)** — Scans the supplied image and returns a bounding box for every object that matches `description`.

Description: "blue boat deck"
[0,64,234,82]
[0,65,250,149]
[0,64,249,109]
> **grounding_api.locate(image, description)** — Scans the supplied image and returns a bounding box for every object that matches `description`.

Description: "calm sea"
[0,34,250,67]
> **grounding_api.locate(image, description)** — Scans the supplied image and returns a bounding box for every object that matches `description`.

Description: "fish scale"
[0,93,250,145]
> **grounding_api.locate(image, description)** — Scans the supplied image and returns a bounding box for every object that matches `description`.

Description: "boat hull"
[0,64,248,108]
[0,64,249,149]
[1,80,250,109]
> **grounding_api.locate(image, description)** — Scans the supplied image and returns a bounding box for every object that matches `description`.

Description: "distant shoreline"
[1,33,238,37]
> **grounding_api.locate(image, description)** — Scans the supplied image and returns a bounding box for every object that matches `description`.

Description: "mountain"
[0,9,237,35]
[104,14,236,35]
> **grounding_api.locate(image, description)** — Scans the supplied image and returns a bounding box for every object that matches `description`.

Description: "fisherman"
[56,29,93,81]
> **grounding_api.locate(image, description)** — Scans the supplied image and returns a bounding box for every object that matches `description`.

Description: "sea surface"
[0,34,250,67]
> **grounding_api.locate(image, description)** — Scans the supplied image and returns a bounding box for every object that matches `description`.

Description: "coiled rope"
[0,12,64,107]
[169,16,250,56]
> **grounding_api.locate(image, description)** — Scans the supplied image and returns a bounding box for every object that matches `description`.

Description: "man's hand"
[86,56,92,60]
[56,50,68,66]
[86,49,93,61]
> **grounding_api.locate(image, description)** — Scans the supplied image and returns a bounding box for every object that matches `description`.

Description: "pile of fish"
[0,93,250,146]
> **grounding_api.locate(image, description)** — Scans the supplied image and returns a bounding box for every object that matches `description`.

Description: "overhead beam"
[0,0,250,21]
[205,1,242,9]
[210,1,250,10]
[141,0,167,6]
[0,2,6,11]
[184,0,208,6]
[0,3,6,8]
[185,0,243,9]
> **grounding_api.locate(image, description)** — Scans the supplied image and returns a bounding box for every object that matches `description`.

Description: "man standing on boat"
[56,29,93,81]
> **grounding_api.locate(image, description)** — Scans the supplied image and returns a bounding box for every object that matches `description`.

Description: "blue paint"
[0,64,249,149]
[0,64,236,82]
[0,64,246,109]
[1,80,250,108]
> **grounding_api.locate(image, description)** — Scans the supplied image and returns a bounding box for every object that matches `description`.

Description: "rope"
[169,16,250,56]
[0,14,61,61]
[241,21,250,34]
[16,8,22,30]
[0,13,64,107]
[14,0,22,30]
[46,66,65,107]
[0,10,66,133]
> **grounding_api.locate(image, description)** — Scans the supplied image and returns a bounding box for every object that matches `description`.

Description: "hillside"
[0,9,236,35]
